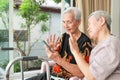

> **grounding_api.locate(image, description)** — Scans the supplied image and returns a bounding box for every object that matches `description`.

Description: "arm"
[45,47,84,78]
[45,34,84,78]
[54,55,84,78]
[69,33,95,80]
[72,51,95,80]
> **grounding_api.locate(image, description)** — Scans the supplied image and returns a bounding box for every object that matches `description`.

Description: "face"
[87,16,101,40]
[62,12,80,34]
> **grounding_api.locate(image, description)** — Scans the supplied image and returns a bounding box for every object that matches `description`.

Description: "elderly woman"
[44,7,92,80]
[26,7,92,80]
[67,10,120,80]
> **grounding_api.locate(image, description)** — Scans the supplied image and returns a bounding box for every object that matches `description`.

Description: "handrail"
[0,47,24,79]
[0,47,14,50]
[4,56,50,80]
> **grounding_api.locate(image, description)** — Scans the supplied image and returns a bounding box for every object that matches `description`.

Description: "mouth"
[66,28,71,32]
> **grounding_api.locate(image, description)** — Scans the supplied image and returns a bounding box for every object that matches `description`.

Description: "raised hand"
[45,34,62,61]
[68,33,80,55]
[46,34,61,51]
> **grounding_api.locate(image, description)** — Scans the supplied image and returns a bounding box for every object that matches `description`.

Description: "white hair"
[63,7,81,21]
[89,10,111,31]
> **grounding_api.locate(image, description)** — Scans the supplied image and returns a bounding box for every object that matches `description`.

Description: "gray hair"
[89,10,111,31]
[63,7,81,21]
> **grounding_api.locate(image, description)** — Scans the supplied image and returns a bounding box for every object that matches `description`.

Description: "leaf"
[19,0,49,27]
[41,23,49,33]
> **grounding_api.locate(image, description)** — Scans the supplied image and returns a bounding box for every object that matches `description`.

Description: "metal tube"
[39,57,50,80]
[5,57,23,80]
[0,47,24,80]
[5,56,50,80]
[9,0,14,77]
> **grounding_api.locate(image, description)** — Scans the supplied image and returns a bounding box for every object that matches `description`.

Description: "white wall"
[111,0,120,38]
[48,12,61,36]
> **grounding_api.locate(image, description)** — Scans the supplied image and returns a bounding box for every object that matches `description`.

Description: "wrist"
[73,50,80,55]
[53,55,62,64]
[73,51,83,59]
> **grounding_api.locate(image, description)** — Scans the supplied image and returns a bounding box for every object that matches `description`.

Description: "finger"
[55,36,60,46]
[54,43,61,51]
[52,34,56,43]
[45,46,50,52]
[69,37,72,46]
[46,38,49,43]
[50,34,52,42]
[56,36,61,42]
[45,45,53,53]
[53,35,58,45]
[69,33,74,42]
[49,34,56,43]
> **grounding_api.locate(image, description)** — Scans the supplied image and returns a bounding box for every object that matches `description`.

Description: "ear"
[77,19,81,26]
[100,16,106,26]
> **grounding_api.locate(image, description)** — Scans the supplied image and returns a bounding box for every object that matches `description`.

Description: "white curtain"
[111,0,120,38]
[75,0,111,35]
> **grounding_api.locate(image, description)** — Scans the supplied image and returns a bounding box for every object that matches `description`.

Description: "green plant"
[26,60,42,71]
[0,0,9,71]
[53,0,61,3]
[15,0,49,56]
[33,60,42,68]
[0,30,9,42]
[0,0,9,42]
[14,61,20,72]
[14,0,49,71]
[0,0,9,29]
[0,59,9,69]
[19,0,48,25]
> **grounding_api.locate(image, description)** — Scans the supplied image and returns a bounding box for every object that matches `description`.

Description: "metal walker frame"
[4,56,50,80]
[0,47,50,80]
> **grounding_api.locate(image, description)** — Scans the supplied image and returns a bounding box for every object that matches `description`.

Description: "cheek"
[88,27,97,39]
[72,25,78,32]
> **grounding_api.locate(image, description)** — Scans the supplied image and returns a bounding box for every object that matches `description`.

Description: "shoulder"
[109,35,120,45]
[62,32,69,37]
[99,35,120,48]
[79,32,91,43]
[61,32,69,40]
[106,35,120,52]
[78,33,92,51]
